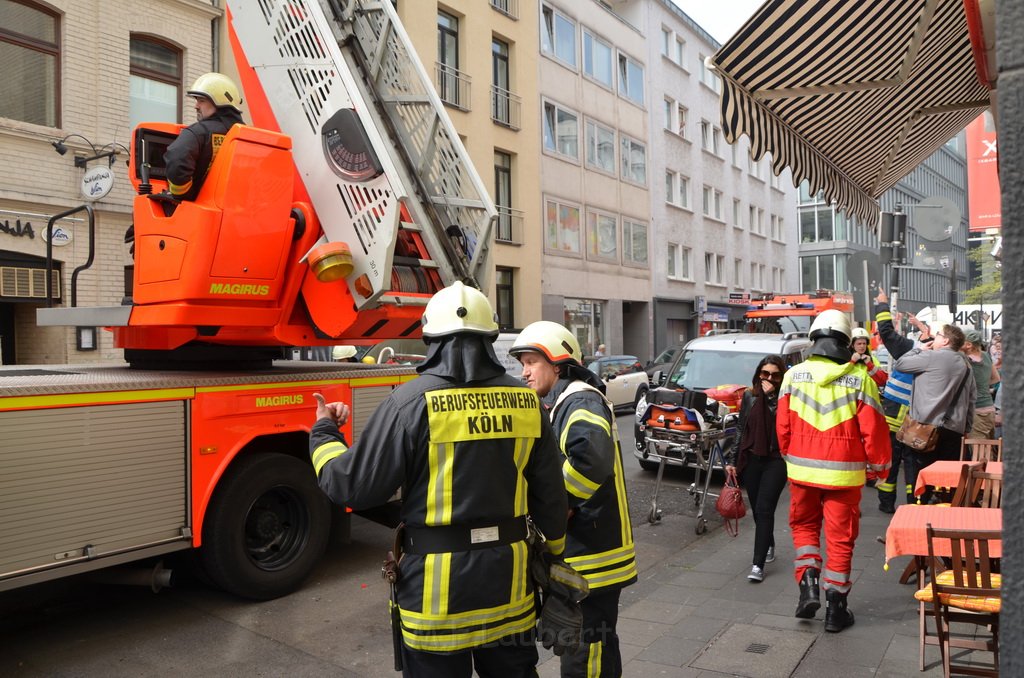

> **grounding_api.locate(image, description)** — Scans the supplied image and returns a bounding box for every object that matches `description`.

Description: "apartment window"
[734,258,743,287]
[495,267,515,330]
[732,199,741,227]
[0,0,60,127]
[760,264,767,290]
[757,208,765,234]
[585,120,615,173]
[673,36,685,65]
[129,36,181,130]
[491,37,511,121]
[777,217,785,242]
[800,205,836,242]
[700,120,712,151]
[660,27,671,57]
[676,104,687,138]
[698,52,722,92]
[705,253,724,285]
[702,186,711,216]
[751,262,759,289]
[545,198,581,254]
[586,210,618,262]
[703,186,722,219]
[619,135,646,185]
[668,243,690,280]
[582,28,613,87]
[663,98,672,130]
[541,5,576,67]
[543,100,578,159]
[666,171,688,209]
[437,11,462,105]
[617,52,644,104]
[749,205,757,232]
[712,126,722,156]
[800,255,846,291]
[494,151,513,241]
[623,219,648,266]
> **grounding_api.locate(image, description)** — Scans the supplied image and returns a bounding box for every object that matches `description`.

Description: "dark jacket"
[726,389,780,473]
[164,107,244,200]
[545,376,637,592]
[310,335,568,653]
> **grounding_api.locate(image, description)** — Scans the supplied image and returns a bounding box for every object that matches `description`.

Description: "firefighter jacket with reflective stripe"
[874,302,914,427]
[777,356,892,489]
[546,379,637,592]
[310,373,568,653]
[164,108,243,200]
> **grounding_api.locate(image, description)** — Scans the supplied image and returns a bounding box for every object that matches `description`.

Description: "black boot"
[795,568,820,619]
[877,491,896,514]
[824,589,855,632]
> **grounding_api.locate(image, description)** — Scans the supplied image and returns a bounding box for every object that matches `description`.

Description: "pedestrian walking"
[725,355,788,584]
[962,328,1000,441]
[777,309,891,633]
[309,282,568,677]
[511,321,637,678]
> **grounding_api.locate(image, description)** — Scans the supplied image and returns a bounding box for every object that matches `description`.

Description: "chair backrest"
[967,469,1003,509]
[960,438,1002,462]
[925,525,1001,598]
[949,462,986,507]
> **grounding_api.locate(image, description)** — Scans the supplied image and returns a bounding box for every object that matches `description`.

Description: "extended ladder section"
[228,0,496,309]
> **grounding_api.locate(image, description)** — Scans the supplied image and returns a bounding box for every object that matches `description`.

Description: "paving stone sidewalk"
[539,483,995,677]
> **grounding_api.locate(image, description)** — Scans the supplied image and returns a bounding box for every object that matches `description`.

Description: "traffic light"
[892,211,907,264]
[879,212,894,265]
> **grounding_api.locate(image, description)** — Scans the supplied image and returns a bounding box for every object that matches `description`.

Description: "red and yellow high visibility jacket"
[777,355,891,489]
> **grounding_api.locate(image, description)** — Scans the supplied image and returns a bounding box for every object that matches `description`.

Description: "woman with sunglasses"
[725,355,789,582]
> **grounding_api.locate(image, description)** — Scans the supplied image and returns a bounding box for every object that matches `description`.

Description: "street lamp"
[51,134,129,168]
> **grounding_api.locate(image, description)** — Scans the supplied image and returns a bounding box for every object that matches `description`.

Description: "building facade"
[394,0,543,332]
[0,0,220,365]
[611,0,799,360]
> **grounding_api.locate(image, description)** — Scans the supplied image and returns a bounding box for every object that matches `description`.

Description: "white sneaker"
[747,565,764,582]
[766,546,776,564]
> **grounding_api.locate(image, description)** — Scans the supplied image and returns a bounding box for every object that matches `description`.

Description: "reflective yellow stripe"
[787,387,859,430]
[400,592,536,651]
[168,178,192,196]
[563,459,599,499]
[547,535,566,556]
[425,442,454,525]
[426,387,541,442]
[877,482,896,492]
[511,540,529,602]
[513,437,531,515]
[787,464,864,487]
[588,641,602,677]
[611,440,633,547]
[566,543,638,588]
[311,440,346,475]
[876,311,892,323]
[422,552,452,617]
[559,409,612,452]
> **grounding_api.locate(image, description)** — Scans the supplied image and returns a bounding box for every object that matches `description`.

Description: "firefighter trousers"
[560,588,622,678]
[400,631,538,678]
[876,433,918,506]
[789,482,862,594]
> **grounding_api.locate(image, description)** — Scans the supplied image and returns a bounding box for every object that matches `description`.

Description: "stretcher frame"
[642,424,737,534]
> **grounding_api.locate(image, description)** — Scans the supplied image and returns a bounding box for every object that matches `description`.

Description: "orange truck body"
[744,291,855,319]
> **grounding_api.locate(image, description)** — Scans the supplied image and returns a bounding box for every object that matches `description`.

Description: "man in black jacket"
[310,282,568,677]
[163,72,245,201]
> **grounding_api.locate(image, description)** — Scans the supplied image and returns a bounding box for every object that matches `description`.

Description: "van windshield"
[666,350,768,391]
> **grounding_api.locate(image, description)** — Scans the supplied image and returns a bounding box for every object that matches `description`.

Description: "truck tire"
[200,453,331,600]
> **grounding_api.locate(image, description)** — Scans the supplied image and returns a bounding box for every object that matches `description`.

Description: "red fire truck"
[744,290,855,335]
[0,0,495,600]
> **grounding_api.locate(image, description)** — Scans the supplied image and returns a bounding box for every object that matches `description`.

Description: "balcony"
[435,63,471,111]
[489,0,519,20]
[495,206,524,245]
[490,86,522,131]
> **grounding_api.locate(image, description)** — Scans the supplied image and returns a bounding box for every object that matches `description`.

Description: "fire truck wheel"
[200,453,331,600]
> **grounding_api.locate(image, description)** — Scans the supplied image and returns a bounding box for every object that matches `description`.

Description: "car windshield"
[653,347,677,364]
[747,316,811,334]
[666,349,768,390]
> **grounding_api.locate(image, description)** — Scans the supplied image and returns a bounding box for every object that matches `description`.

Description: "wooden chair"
[915,525,1001,678]
[950,462,988,507]
[960,438,1002,463]
[966,469,1003,509]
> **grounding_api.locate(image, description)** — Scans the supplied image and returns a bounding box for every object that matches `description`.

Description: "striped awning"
[711,0,992,227]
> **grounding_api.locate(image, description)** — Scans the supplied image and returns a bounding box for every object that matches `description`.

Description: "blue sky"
[669,0,765,43]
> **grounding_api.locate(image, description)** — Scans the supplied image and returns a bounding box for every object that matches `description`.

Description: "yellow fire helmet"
[509,320,583,367]
[188,72,243,112]
[420,281,499,339]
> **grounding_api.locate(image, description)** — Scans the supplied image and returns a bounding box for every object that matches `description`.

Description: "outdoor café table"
[884,504,1002,670]
[913,460,1004,497]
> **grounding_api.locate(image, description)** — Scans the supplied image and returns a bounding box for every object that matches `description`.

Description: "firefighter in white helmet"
[162,73,245,201]
[511,321,637,677]
[309,281,567,676]
[777,309,890,632]
[849,327,887,389]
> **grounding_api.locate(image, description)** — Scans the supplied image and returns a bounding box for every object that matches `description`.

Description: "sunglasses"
[759,369,782,381]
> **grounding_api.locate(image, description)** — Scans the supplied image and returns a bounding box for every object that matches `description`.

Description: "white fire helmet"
[420,281,499,339]
[809,309,852,343]
[509,321,583,366]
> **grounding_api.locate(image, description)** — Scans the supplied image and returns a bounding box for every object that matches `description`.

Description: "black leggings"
[742,455,788,568]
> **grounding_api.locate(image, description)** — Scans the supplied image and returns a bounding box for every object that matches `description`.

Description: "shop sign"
[0,218,35,240]
[81,166,115,201]
[40,224,73,247]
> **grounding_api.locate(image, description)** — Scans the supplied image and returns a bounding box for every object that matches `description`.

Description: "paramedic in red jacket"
[777,310,891,633]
